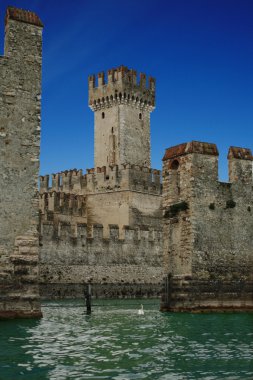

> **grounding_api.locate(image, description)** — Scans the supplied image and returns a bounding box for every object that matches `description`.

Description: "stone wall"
[40,165,162,195]
[0,7,43,318]
[39,165,162,236]
[161,141,253,312]
[39,222,164,298]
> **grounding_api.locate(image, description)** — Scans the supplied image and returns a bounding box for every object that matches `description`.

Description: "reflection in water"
[0,300,253,379]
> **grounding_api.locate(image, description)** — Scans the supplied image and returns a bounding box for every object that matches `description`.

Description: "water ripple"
[0,300,252,379]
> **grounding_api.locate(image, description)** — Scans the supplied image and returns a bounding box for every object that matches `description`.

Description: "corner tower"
[89,66,155,168]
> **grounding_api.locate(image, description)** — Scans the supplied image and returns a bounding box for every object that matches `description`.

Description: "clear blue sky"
[0,0,252,180]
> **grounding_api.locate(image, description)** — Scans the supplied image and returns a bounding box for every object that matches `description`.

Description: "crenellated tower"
[39,65,162,299]
[89,65,155,168]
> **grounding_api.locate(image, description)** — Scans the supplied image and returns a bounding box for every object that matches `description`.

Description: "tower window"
[139,113,142,120]
[102,112,105,119]
[111,127,114,133]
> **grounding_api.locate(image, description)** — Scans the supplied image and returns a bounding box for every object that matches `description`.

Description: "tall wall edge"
[0,6,43,319]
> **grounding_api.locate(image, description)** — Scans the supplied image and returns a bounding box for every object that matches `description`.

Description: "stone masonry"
[39,67,164,298]
[0,7,43,318]
[1,7,252,309]
[40,223,163,298]
[89,66,155,168]
[161,142,253,312]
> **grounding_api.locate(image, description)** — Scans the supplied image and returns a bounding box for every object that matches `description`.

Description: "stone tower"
[0,7,43,318]
[161,141,253,312]
[89,65,155,168]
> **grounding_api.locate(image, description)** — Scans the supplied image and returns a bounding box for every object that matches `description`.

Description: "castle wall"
[0,8,43,318]
[87,192,130,236]
[39,222,164,298]
[161,142,253,312]
[39,165,162,235]
[39,191,88,226]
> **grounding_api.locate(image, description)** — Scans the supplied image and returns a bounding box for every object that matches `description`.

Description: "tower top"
[163,141,219,161]
[88,65,155,111]
[5,6,43,27]
[227,146,252,160]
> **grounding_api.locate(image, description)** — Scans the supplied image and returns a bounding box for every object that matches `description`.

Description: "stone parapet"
[40,220,163,243]
[5,6,43,27]
[40,165,162,196]
[163,141,219,161]
[89,65,155,111]
[39,221,164,298]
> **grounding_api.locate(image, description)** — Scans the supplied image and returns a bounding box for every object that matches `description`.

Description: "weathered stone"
[39,67,163,297]
[39,221,164,297]
[0,7,43,319]
[161,141,253,312]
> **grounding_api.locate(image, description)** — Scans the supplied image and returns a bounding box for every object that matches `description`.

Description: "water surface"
[0,300,252,379]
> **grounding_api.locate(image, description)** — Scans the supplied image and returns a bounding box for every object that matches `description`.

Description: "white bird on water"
[138,304,144,315]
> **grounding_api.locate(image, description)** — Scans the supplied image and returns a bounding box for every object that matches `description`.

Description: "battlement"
[163,141,253,163]
[39,191,86,217]
[89,65,155,111]
[5,7,43,27]
[40,220,164,294]
[4,6,43,60]
[162,141,253,208]
[40,169,85,193]
[163,141,252,184]
[228,146,253,160]
[41,220,162,243]
[163,141,219,161]
[39,164,162,195]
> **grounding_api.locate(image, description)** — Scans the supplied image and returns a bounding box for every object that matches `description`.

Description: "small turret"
[228,146,252,184]
[162,141,219,204]
[4,7,43,58]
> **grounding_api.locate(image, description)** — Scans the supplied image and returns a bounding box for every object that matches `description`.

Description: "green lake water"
[0,299,252,380]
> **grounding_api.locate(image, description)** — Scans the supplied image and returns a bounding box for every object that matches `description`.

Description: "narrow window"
[139,113,142,120]
[102,112,105,119]
[111,127,114,133]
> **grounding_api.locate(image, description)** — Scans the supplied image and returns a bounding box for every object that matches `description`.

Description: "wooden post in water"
[85,284,92,314]
[165,273,172,307]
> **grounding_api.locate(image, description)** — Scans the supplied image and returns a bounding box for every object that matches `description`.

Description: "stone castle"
[0,7,252,318]
[39,66,164,298]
